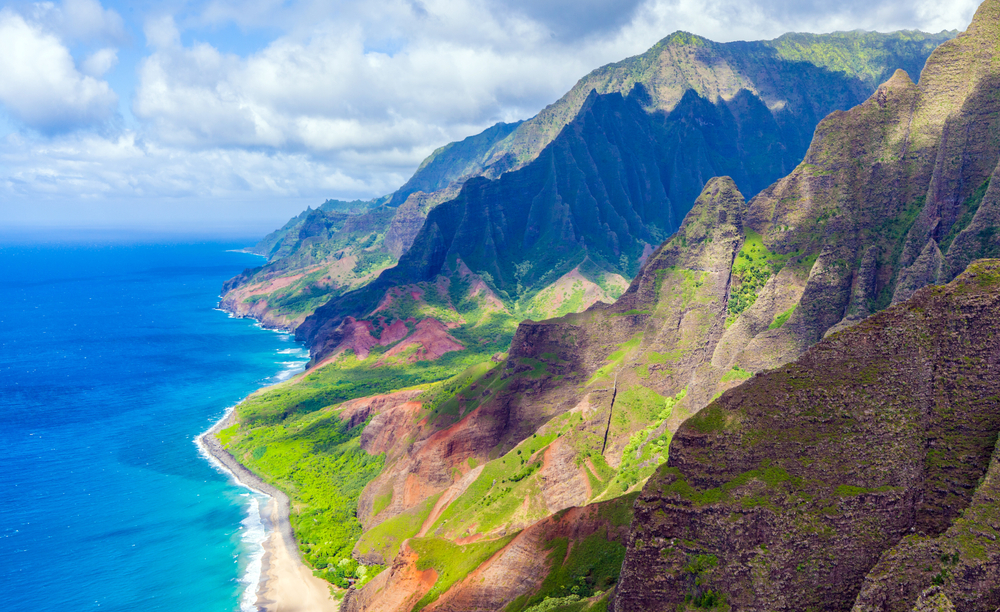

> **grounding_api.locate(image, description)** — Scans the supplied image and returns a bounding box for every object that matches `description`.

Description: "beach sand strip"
[198,410,339,612]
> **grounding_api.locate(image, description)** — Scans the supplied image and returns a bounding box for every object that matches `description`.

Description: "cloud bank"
[0,0,980,233]
[0,9,118,132]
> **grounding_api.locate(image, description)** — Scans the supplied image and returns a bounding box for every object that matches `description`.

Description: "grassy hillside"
[208,18,994,611]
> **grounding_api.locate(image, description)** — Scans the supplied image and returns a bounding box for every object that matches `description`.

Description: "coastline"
[197,409,339,612]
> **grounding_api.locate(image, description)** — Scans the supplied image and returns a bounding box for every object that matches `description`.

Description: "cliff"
[614,259,1000,611]
[213,6,1000,610]
[224,29,952,338]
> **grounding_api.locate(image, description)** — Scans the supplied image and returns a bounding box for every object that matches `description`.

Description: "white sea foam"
[238,494,269,612]
[195,311,310,611]
[270,345,309,383]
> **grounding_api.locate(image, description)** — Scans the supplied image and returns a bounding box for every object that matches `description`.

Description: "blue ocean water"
[0,241,309,612]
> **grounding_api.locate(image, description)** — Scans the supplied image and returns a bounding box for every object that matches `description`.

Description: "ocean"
[0,240,308,612]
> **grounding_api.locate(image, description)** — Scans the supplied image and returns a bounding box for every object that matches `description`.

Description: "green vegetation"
[417,361,502,427]
[225,206,401,325]
[687,404,729,434]
[224,349,508,588]
[941,179,991,251]
[372,490,393,517]
[604,388,686,495]
[615,309,652,316]
[354,493,442,563]
[727,231,792,322]
[524,534,624,605]
[507,496,634,612]
[768,30,954,90]
[660,464,800,510]
[768,305,797,330]
[353,249,395,276]
[869,196,927,312]
[720,366,752,383]
[680,554,727,609]
[223,406,385,587]
[520,594,601,612]
[237,347,500,427]
[588,333,644,385]
[410,535,517,611]
[429,430,561,537]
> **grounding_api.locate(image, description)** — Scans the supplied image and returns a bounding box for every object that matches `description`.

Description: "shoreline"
[197,409,339,612]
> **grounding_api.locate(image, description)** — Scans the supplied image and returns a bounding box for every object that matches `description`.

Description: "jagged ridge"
[614,259,1000,611]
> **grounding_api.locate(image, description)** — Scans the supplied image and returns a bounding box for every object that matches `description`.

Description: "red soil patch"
[537,438,591,513]
[245,272,306,295]
[417,566,438,591]
[378,319,410,346]
[359,400,423,456]
[416,465,485,537]
[382,318,463,362]
[455,533,483,545]
[331,317,378,359]
[337,389,423,431]
[368,287,402,317]
[454,256,506,312]
[351,545,437,612]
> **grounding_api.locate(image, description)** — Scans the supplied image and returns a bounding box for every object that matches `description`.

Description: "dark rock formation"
[614,260,1000,611]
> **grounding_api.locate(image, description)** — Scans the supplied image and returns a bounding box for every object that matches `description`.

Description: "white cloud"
[131,0,610,187]
[143,14,181,49]
[0,128,401,231]
[0,9,118,132]
[619,0,977,46]
[32,0,125,44]
[1,0,983,231]
[132,0,978,165]
[0,129,403,200]
[81,47,118,77]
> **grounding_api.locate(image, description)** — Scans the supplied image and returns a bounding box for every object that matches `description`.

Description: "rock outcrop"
[277,30,954,357]
[614,259,1000,611]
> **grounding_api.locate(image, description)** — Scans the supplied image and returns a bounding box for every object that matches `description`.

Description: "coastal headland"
[199,410,339,612]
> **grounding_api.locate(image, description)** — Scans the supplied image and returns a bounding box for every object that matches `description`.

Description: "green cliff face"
[219,205,400,330]
[475,29,956,183]
[213,10,1000,610]
[614,260,1000,611]
[224,28,952,338]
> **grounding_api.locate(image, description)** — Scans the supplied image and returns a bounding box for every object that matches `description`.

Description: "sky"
[0,0,980,237]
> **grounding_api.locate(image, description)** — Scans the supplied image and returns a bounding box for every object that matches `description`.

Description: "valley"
[212,4,1000,610]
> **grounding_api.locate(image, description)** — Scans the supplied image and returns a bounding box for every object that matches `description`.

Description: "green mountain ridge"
[209,7,1000,610]
[326,2,1000,606]
[474,28,958,181]
[220,28,952,333]
[615,259,1000,610]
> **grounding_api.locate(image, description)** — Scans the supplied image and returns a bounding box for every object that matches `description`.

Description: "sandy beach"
[198,411,339,612]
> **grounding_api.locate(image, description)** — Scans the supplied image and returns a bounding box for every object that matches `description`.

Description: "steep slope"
[312,3,1000,607]
[614,259,1000,611]
[385,121,522,207]
[213,15,988,612]
[220,205,399,329]
[476,30,957,183]
[223,29,951,334]
[248,197,386,260]
[297,25,956,363]
[497,0,1000,424]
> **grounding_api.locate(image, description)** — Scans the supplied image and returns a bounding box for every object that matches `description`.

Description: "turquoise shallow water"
[0,241,308,612]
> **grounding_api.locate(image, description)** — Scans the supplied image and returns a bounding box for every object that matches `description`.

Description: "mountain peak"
[884,67,916,89]
[661,31,712,47]
[946,258,1000,294]
[967,0,1000,37]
